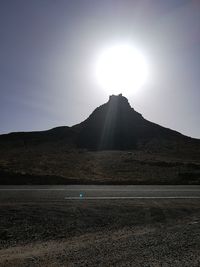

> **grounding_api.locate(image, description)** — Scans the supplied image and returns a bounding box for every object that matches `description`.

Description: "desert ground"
[0,148,200,185]
[0,187,200,267]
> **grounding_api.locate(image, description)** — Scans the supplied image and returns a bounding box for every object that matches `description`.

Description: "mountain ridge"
[0,94,199,151]
[0,94,200,185]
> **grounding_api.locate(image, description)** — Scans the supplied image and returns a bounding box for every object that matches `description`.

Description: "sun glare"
[95,43,149,95]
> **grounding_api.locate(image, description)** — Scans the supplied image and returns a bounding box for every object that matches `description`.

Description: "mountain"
[0,94,200,185]
[0,94,196,150]
[73,94,190,150]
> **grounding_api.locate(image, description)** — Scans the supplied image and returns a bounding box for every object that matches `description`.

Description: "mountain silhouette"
[0,94,198,150]
[73,94,188,150]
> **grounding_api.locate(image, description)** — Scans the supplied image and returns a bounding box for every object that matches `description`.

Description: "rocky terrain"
[0,199,200,266]
[0,94,199,185]
[0,94,200,266]
[0,149,200,185]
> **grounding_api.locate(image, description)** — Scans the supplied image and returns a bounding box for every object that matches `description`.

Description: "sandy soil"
[0,199,200,266]
[0,149,200,185]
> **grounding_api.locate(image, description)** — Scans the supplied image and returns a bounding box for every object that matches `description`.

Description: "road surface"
[0,185,199,202]
[0,185,200,266]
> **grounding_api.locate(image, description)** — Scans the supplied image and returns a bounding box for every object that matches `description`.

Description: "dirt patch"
[0,199,200,266]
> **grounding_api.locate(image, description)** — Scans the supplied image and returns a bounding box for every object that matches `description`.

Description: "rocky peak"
[108,94,132,110]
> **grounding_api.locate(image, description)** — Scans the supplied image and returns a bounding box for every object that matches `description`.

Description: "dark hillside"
[73,94,190,150]
[0,94,199,185]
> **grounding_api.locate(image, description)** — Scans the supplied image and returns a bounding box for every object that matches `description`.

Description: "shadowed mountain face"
[0,94,197,151]
[73,94,187,150]
[0,94,200,185]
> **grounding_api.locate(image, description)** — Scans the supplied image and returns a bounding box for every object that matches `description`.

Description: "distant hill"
[0,126,74,148]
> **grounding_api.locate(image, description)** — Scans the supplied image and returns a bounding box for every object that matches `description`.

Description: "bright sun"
[95,43,149,95]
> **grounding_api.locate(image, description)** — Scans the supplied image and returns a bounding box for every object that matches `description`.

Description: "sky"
[0,0,200,138]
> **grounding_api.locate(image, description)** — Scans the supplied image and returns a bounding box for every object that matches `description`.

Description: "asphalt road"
[0,185,200,202]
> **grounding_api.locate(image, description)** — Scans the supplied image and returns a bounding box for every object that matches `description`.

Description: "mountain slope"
[0,94,200,185]
[0,126,74,149]
[73,94,190,150]
[0,94,197,151]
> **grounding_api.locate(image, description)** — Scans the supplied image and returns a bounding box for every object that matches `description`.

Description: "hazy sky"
[0,0,200,138]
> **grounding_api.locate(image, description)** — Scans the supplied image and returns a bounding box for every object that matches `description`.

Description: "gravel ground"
[0,199,200,266]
